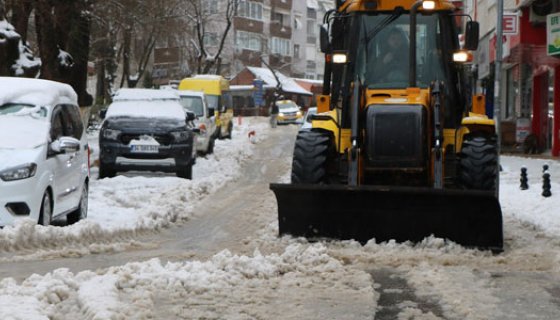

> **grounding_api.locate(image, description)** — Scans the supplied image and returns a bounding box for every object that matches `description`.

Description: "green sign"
[547,12,560,56]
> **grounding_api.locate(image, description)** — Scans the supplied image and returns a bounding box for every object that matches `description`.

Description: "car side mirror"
[99,109,107,119]
[186,111,196,122]
[208,108,215,116]
[464,21,479,51]
[51,136,81,154]
[320,25,331,53]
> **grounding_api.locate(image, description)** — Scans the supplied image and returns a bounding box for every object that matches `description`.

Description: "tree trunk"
[10,0,33,43]
[35,0,63,81]
[67,5,92,106]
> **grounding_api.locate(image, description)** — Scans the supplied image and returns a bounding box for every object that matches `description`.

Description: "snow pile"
[0,118,272,258]
[0,244,375,320]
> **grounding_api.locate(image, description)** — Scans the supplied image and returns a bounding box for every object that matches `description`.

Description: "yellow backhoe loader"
[270,0,503,251]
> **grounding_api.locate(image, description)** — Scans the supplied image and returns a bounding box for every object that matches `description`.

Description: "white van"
[178,90,218,155]
[0,77,89,226]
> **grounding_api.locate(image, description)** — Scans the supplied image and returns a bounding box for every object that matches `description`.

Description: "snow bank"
[0,244,375,320]
[0,118,271,259]
[500,156,560,236]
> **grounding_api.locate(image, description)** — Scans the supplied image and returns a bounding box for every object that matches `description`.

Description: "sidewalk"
[501,145,559,161]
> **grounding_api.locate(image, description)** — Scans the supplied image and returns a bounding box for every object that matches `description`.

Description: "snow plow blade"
[270,183,503,252]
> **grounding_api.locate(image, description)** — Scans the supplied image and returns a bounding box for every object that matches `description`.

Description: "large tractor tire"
[458,134,498,191]
[291,131,335,184]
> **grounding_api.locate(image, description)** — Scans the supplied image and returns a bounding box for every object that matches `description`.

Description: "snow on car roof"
[112,88,180,102]
[247,67,313,96]
[0,77,78,107]
[177,90,205,98]
[105,100,186,120]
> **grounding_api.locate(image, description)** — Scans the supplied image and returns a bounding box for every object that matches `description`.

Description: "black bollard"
[520,167,529,190]
[542,172,552,198]
[543,164,549,173]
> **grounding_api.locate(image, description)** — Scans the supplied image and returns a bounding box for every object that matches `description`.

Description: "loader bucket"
[270,183,503,252]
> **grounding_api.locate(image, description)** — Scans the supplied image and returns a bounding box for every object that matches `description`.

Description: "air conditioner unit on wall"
[530,0,558,24]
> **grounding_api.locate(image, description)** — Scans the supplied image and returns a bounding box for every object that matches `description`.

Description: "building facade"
[151,0,333,84]
[467,0,560,156]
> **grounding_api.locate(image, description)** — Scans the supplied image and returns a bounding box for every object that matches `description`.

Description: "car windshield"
[0,103,48,118]
[180,96,204,117]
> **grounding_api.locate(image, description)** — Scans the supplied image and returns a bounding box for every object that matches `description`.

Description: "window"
[305,45,316,61]
[307,8,316,19]
[271,37,290,56]
[294,44,300,58]
[204,0,219,14]
[64,105,84,139]
[306,20,316,35]
[238,1,263,20]
[273,12,284,25]
[50,109,64,141]
[204,32,219,47]
[235,31,261,51]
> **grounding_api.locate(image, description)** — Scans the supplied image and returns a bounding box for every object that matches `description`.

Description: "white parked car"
[0,77,89,226]
[300,107,318,131]
[178,90,218,155]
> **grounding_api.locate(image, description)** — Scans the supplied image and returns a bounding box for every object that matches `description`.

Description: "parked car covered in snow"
[275,100,303,125]
[178,90,218,155]
[0,77,89,226]
[98,89,197,179]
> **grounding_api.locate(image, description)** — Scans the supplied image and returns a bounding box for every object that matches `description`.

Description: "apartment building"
[152,0,333,84]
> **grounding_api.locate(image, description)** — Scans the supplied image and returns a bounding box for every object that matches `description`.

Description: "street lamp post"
[494,0,504,196]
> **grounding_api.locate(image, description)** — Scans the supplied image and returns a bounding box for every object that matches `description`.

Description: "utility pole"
[494,0,504,196]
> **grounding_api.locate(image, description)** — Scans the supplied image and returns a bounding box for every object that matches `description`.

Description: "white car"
[300,107,318,131]
[178,90,218,155]
[0,77,89,226]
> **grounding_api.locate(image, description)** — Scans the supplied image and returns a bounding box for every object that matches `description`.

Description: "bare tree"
[183,0,239,75]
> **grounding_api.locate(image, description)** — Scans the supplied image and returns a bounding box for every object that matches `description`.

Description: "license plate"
[130,145,159,153]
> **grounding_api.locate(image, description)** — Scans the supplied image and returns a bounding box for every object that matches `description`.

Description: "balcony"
[270,21,292,37]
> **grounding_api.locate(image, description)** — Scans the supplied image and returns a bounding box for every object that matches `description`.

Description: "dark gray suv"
[98,89,197,179]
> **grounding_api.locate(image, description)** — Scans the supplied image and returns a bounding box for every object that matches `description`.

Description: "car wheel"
[226,122,233,139]
[176,164,193,179]
[67,183,88,224]
[38,191,52,226]
[207,137,215,154]
[98,162,116,179]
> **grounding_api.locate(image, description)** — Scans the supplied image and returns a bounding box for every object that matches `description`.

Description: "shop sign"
[503,14,518,35]
[547,12,560,56]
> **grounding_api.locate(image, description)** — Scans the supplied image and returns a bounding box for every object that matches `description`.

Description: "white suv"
[0,77,89,226]
[178,90,218,155]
